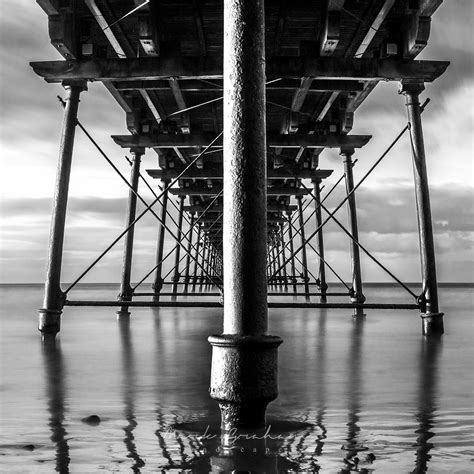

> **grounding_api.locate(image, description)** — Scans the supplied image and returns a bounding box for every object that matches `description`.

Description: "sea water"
[0,284,473,472]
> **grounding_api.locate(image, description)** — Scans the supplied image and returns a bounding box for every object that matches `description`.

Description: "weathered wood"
[183,204,298,213]
[112,132,371,148]
[168,185,310,196]
[146,167,333,180]
[113,78,365,92]
[30,57,449,83]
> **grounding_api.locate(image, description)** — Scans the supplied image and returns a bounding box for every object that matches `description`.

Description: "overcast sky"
[0,0,473,286]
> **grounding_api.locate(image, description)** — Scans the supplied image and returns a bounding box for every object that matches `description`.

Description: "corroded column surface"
[340,147,365,307]
[39,80,87,335]
[313,179,328,302]
[117,147,144,317]
[209,0,282,432]
[400,82,443,335]
[152,180,169,302]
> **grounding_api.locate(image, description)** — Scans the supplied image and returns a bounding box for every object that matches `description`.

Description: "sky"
[0,0,473,286]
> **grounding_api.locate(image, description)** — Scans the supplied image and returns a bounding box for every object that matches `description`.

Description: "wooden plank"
[183,204,298,213]
[169,185,310,196]
[111,132,371,149]
[146,168,333,180]
[354,0,396,58]
[30,57,450,83]
[113,78,365,92]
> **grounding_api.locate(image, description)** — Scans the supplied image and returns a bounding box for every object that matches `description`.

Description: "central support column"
[340,147,365,309]
[39,80,87,336]
[400,82,444,335]
[287,211,298,296]
[117,147,144,317]
[209,0,282,432]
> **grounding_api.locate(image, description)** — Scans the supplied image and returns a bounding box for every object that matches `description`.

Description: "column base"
[208,334,282,432]
[38,308,62,335]
[421,312,444,336]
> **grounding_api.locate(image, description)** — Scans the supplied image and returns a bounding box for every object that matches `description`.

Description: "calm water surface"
[0,285,473,472]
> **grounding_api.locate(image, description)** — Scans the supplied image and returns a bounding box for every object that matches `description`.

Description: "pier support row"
[209,0,282,431]
[39,80,87,336]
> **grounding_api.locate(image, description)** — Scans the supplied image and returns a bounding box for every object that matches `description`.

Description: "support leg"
[191,223,202,292]
[183,214,195,294]
[117,147,144,317]
[152,180,169,302]
[171,196,185,301]
[287,211,298,297]
[313,179,328,303]
[280,223,289,293]
[297,196,310,302]
[400,82,444,335]
[39,80,87,336]
[209,0,281,432]
[340,147,365,312]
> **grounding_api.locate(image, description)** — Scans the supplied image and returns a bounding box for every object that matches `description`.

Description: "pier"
[32,0,449,431]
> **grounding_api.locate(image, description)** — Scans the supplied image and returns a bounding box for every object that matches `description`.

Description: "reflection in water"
[118,316,145,472]
[413,336,442,473]
[342,317,372,473]
[42,337,70,472]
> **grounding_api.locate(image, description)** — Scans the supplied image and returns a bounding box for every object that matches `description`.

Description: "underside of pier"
[32,0,448,339]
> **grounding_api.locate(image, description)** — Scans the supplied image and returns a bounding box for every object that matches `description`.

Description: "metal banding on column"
[209,0,282,431]
[400,81,444,336]
[39,80,87,336]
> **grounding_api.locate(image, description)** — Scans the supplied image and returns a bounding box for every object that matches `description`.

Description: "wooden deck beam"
[112,133,371,149]
[31,57,449,83]
[147,168,333,180]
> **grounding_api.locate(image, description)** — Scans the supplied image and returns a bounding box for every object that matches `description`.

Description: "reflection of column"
[42,339,70,472]
[152,180,169,302]
[400,82,443,336]
[341,318,376,471]
[39,80,87,336]
[117,147,144,317]
[413,337,441,472]
[118,317,145,471]
[340,148,365,309]
[209,0,282,432]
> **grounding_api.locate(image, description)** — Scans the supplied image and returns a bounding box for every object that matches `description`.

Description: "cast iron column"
[183,213,195,294]
[192,223,202,292]
[340,147,365,309]
[171,196,185,301]
[117,147,144,317]
[313,178,328,302]
[209,0,282,431]
[400,82,443,335]
[280,223,289,292]
[297,196,310,302]
[39,80,87,336]
[287,211,298,296]
[152,180,169,302]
